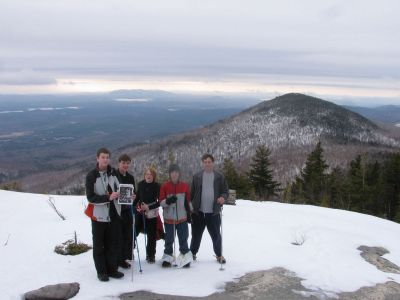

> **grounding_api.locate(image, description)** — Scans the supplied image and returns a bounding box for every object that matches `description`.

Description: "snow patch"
[0,110,24,114]
[1,191,400,300]
[115,98,150,103]
[28,107,79,111]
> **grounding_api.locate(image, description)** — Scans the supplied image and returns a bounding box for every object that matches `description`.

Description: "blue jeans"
[164,222,189,255]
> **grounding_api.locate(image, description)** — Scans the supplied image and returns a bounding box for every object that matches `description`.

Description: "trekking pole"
[173,202,177,266]
[142,210,147,250]
[135,232,143,274]
[131,206,136,282]
[133,206,143,274]
[219,207,224,271]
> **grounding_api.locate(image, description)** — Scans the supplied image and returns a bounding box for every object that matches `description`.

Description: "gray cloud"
[0,69,57,85]
[0,0,399,100]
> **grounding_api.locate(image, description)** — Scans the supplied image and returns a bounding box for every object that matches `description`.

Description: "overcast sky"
[1,0,399,104]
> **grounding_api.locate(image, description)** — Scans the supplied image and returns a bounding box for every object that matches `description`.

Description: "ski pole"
[172,202,177,266]
[135,231,143,273]
[142,210,147,250]
[219,207,224,271]
[133,206,143,274]
[131,205,136,282]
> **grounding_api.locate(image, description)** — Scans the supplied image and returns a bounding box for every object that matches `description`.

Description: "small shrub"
[55,239,91,256]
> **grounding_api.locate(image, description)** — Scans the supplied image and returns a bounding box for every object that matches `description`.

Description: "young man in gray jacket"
[85,148,124,282]
[190,154,229,264]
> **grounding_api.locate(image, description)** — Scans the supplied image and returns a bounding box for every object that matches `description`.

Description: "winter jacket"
[191,170,229,215]
[159,181,191,225]
[134,180,160,210]
[85,165,121,222]
[115,169,136,212]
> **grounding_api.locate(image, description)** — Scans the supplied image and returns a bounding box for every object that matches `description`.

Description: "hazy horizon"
[0,89,398,108]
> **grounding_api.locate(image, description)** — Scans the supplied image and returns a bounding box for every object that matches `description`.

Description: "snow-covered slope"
[119,93,400,184]
[1,189,400,299]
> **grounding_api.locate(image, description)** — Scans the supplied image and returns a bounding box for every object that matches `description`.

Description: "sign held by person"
[118,184,134,205]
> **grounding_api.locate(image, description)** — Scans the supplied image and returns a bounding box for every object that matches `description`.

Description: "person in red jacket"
[159,164,193,268]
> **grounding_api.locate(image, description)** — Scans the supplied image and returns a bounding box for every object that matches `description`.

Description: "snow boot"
[161,253,174,268]
[119,261,131,269]
[176,251,193,268]
[216,256,226,264]
[108,271,124,279]
[147,256,155,264]
[97,273,109,282]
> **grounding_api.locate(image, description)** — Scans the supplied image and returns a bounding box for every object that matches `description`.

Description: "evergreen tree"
[382,154,400,220]
[222,158,239,188]
[221,158,253,198]
[326,167,347,209]
[299,141,329,205]
[290,176,305,204]
[248,145,280,200]
[345,155,366,212]
[364,160,383,216]
[284,150,400,224]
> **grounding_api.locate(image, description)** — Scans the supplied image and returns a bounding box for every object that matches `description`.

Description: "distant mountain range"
[346,105,400,126]
[1,92,399,193]
[114,93,400,188]
[0,90,259,192]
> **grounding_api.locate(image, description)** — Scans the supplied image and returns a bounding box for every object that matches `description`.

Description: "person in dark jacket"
[133,167,161,263]
[190,154,229,264]
[85,148,124,282]
[115,153,136,269]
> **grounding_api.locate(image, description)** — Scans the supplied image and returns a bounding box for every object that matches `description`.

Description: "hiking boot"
[119,261,131,269]
[162,261,172,268]
[183,262,191,268]
[147,256,156,264]
[97,273,109,282]
[192,254,197,261]
[216,256,226,264]
[108,271,124,279]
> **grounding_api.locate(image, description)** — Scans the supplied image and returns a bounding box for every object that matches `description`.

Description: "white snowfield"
[1,189,400,299]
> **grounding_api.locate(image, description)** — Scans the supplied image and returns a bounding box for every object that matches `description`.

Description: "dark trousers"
[118,209,133,263]
[190,212,222,257]
[135,213,158,258]
[164,222,189,256]
[91,219,120,275]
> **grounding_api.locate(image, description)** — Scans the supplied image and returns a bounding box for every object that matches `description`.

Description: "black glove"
[186,213,192,224]
[166,195,177,205]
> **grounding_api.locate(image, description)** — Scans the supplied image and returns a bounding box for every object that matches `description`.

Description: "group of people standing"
[85,147,229,282]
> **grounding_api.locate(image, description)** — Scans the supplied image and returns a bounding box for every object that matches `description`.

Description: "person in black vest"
[134,167,161,263]
[115,153,136,269]
[85,148,124,282]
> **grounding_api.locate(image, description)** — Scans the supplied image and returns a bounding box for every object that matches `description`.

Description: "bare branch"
[3,234,11,246]
[47,196,66,220]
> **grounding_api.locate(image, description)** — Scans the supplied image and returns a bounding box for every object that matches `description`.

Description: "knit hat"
[168,164,180,174]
